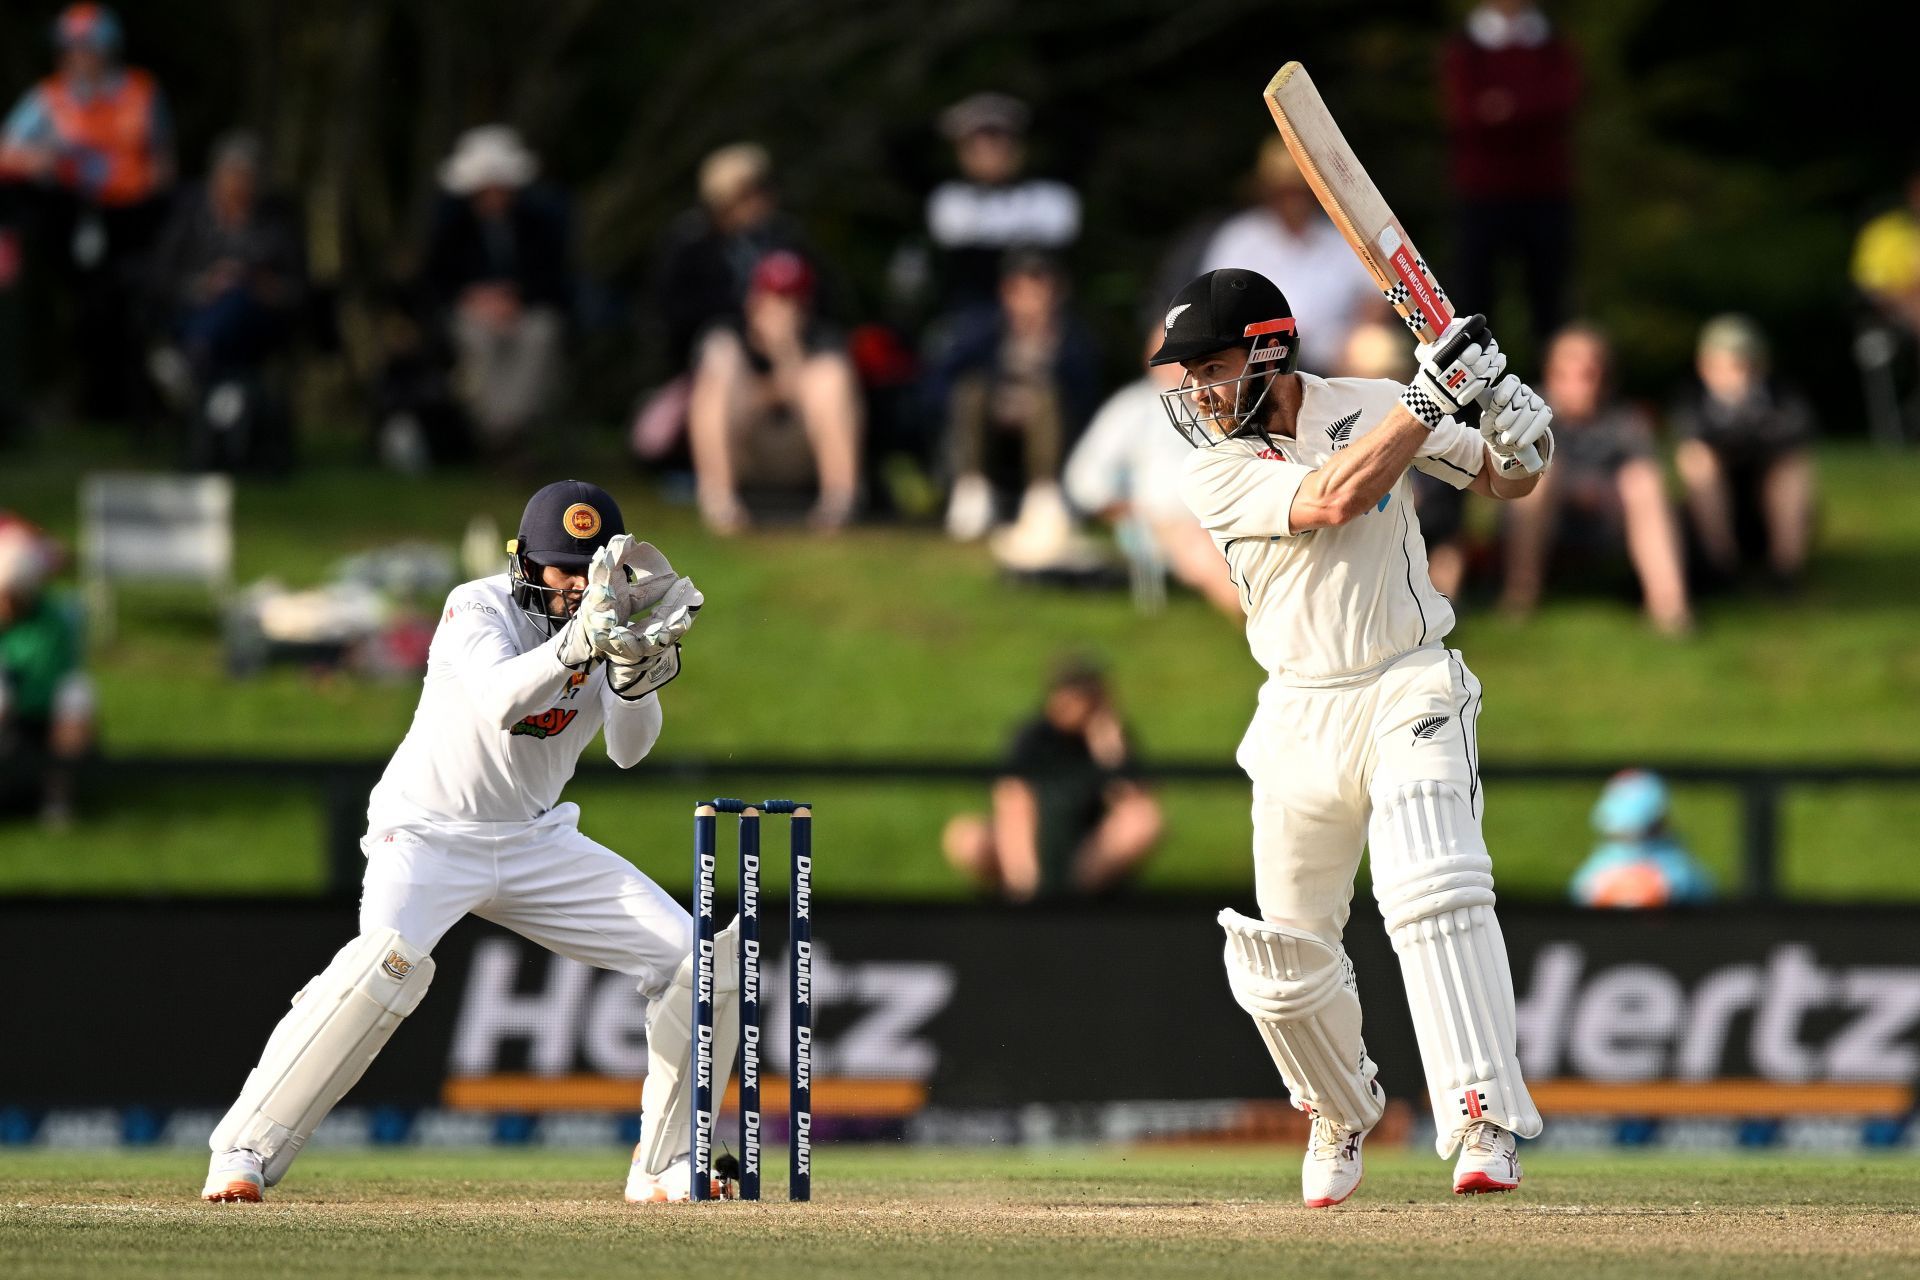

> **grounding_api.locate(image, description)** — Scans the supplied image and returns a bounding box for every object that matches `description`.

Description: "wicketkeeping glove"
[1402,314,1506,428]
[600,577,704,699]
[587,535,681,619]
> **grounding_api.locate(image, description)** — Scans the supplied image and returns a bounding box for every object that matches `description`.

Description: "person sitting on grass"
[0,518,95,828]
[1498,323,1693,634]
[942,657,1163,903]
[1671,314,1817,595]
[686,249,863,534]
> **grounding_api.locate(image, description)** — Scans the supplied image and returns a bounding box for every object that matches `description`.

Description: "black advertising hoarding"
[1,900,1916,1129]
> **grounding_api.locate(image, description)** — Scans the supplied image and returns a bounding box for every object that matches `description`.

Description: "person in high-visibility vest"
[0,4,173,210]
[0,4,175,420]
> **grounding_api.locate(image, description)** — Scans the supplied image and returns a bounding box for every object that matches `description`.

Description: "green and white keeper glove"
[587,534,681,619]
[601,577,704,700]
[554,582,623,671]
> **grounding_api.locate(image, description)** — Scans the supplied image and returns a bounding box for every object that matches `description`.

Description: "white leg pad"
[1219,909,1385,1132]
[210,928,435,1185]
[1370,781,1542,1155]
[636,916,741,1176]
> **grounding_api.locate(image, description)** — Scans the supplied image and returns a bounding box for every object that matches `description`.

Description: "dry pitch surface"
[4,1147,1919,1279]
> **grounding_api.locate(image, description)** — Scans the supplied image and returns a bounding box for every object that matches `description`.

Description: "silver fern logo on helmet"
[1163,303,1191,331]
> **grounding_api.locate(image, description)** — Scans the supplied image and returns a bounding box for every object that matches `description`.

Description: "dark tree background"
[1,0,1909,428]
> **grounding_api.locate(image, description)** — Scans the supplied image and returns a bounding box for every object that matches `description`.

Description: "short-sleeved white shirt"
[1178,373,1484,685]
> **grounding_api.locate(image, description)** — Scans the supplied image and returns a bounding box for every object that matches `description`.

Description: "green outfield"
[2,1147,1918,1279]
[4,438,1919,900]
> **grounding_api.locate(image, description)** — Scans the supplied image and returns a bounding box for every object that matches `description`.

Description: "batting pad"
[210,928,435,1184]
[1219,910,1384,1132]
[1369,781,1542,1155]
[636,916,741,1176]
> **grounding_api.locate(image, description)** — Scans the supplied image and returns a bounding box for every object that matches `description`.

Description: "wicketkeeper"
[1156,269,1552,1205]
[202,480,739,1204]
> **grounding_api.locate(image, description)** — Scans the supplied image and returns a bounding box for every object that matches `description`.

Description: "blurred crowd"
[1,2,1905,849]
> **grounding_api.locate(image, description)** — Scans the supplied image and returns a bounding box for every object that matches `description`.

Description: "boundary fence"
[59,755,1920,902]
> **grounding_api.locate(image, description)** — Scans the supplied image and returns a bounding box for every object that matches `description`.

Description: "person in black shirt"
[1672,314,1816,592]
[942,657,1162,902]
[423,126,572,454]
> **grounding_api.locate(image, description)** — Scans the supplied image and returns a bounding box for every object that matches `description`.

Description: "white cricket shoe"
[1301,1113,1369,1208]
[945,473,995,541]
[1453,1120,1522,1194]
[623,1147,732,1203]
[201,1148,265,1203]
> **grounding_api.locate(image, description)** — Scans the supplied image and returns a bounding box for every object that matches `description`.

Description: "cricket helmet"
[507,480,624,633]
[1152,269,1299,447]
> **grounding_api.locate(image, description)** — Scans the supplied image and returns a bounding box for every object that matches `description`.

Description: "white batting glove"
[1402,314,1506,428]
[588,535,681,619]
[1481,375,1554,477]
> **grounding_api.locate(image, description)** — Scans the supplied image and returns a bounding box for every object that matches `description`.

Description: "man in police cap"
[202,480,735,1204]
[1158,268,1554,1205]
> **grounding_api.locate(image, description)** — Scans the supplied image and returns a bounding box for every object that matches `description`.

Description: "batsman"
[201,480,739,1204]
[1157,268,1552,1205]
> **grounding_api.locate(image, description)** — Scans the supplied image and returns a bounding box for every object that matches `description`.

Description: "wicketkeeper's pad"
[209,927,436,1185]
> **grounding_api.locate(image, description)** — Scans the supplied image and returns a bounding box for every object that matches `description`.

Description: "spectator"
[637,142,811,464]
[1851,162,1920,444]
[149,130,305,473]
[1672,315,1817,593]
[941,251,1099,541]
[925,93,1080,318]
[942,657,1162,902]
[1501,324,1693,633]
[0,519,94,828]
[1442,0,1579,350]
[686,249,862,534]
[1197,138,1383,374]
[1064,331,1241,616]
[0,3,174,421]
[1571,770,1714,908]
[423,125,571,457]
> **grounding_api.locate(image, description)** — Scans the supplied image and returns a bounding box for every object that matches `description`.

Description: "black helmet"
[1153,270,1299,448]
[1150,268,1299,374]
[508,480,625,632]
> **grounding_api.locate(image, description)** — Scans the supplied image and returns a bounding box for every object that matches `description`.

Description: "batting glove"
[1481,375,1554,477]
[1403,314,1505,428]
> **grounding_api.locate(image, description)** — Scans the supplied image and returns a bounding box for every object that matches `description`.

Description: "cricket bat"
[1264,61,1538,468]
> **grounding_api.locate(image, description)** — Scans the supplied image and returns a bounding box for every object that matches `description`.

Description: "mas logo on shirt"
[559,669,589,701]
[512,708,579,740]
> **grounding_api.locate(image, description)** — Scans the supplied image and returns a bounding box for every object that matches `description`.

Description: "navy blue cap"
[515,480,624,569]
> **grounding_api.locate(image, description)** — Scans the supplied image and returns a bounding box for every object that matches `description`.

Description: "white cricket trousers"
[360,801,690,999]
[1239,645,1485,946]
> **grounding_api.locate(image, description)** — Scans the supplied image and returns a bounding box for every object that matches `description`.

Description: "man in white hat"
[425,124,572,454]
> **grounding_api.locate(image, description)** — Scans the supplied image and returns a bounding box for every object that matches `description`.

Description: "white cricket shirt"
[1178,373,1485,685]
[366,575,663,829]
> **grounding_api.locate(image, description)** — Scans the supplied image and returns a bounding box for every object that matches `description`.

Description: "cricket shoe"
[201,1148,265,1203]
[1301,1113,1370,1208]
[623,1148,733,1203]
[1453,1120,1522,1194]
